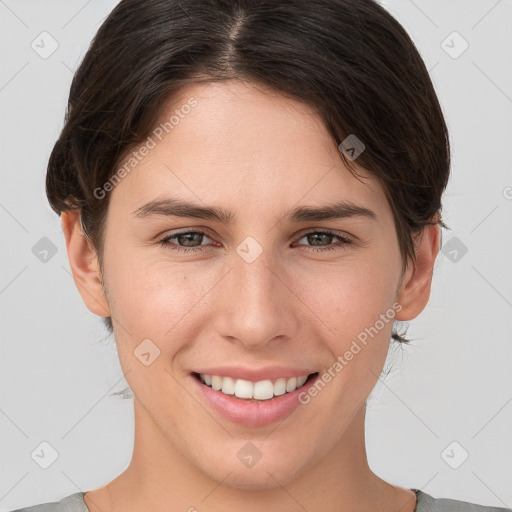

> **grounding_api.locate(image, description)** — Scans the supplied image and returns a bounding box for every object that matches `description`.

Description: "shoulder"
[5,492,88,512]
[416,490,512,512]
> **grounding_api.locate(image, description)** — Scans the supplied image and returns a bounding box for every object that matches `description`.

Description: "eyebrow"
[132,196,377,224]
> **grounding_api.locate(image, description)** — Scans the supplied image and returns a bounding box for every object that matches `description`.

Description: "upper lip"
[192,366,318,382]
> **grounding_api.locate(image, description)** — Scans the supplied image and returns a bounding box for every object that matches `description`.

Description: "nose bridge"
[214,238,297,348]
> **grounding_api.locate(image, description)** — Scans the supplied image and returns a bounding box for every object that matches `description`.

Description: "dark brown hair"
[46,0,450,343]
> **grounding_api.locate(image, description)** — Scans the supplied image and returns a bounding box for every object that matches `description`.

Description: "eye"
[157,230,214,253]
[157,229,353,254]
[293,230,353,252]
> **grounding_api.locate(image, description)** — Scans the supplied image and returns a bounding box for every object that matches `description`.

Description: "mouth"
[192,371,319,401]
[189,370,320,427]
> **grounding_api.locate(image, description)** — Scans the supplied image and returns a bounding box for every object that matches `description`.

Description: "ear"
[61,210,110,318]
[395,222,440,321]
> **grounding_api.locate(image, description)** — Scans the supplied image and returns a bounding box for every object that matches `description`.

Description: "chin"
[215,468,293,491]
[197,449,309,491]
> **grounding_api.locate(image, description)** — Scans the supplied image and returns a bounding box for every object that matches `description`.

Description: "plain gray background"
[1,0,511,510]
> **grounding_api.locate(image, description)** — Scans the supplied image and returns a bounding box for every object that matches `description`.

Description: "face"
[82,80,416,489]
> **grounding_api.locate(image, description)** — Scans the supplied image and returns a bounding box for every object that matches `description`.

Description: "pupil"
[308,233,331,246]
[179,233,202,247]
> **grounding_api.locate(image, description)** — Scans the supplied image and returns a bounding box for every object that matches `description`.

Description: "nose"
[213,246,300,350]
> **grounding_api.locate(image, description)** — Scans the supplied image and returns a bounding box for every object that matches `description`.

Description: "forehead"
[109,80,389,220]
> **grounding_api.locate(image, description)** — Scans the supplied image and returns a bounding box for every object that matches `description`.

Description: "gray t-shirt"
[7,489,512,512]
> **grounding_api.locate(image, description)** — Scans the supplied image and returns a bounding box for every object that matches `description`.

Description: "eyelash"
[157,229,353,254]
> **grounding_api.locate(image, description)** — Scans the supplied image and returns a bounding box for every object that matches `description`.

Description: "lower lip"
[189,373,319,427]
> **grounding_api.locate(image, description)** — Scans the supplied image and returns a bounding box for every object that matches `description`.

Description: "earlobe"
[395,223,440,322]
[61,210,111,318]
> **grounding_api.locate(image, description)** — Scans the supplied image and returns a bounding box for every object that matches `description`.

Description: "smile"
[190,371,320,427]
[197,373,312,400]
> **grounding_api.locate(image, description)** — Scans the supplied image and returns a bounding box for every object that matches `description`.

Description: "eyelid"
[156,226,217,242]
[295,227,353,243]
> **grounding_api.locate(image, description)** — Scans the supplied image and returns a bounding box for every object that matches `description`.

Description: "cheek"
[104,251,218,347]
[298,255,400,339]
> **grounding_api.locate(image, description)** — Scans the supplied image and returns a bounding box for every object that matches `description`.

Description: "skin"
[62,79,439,512]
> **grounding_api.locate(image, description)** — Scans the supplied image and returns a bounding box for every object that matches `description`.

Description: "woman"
[9,0,511,511]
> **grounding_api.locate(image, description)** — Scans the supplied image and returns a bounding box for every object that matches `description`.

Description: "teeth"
[198,373,312,400]
[234,379,253,399]
[221,376,235,395]
[296,375,307,387]
[285,377,297,392]
[253,380,274,400]
[274,378,287,396]
[211,375,222,391]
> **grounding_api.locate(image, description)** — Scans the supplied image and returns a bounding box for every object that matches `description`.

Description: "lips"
[188,369,320,427]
